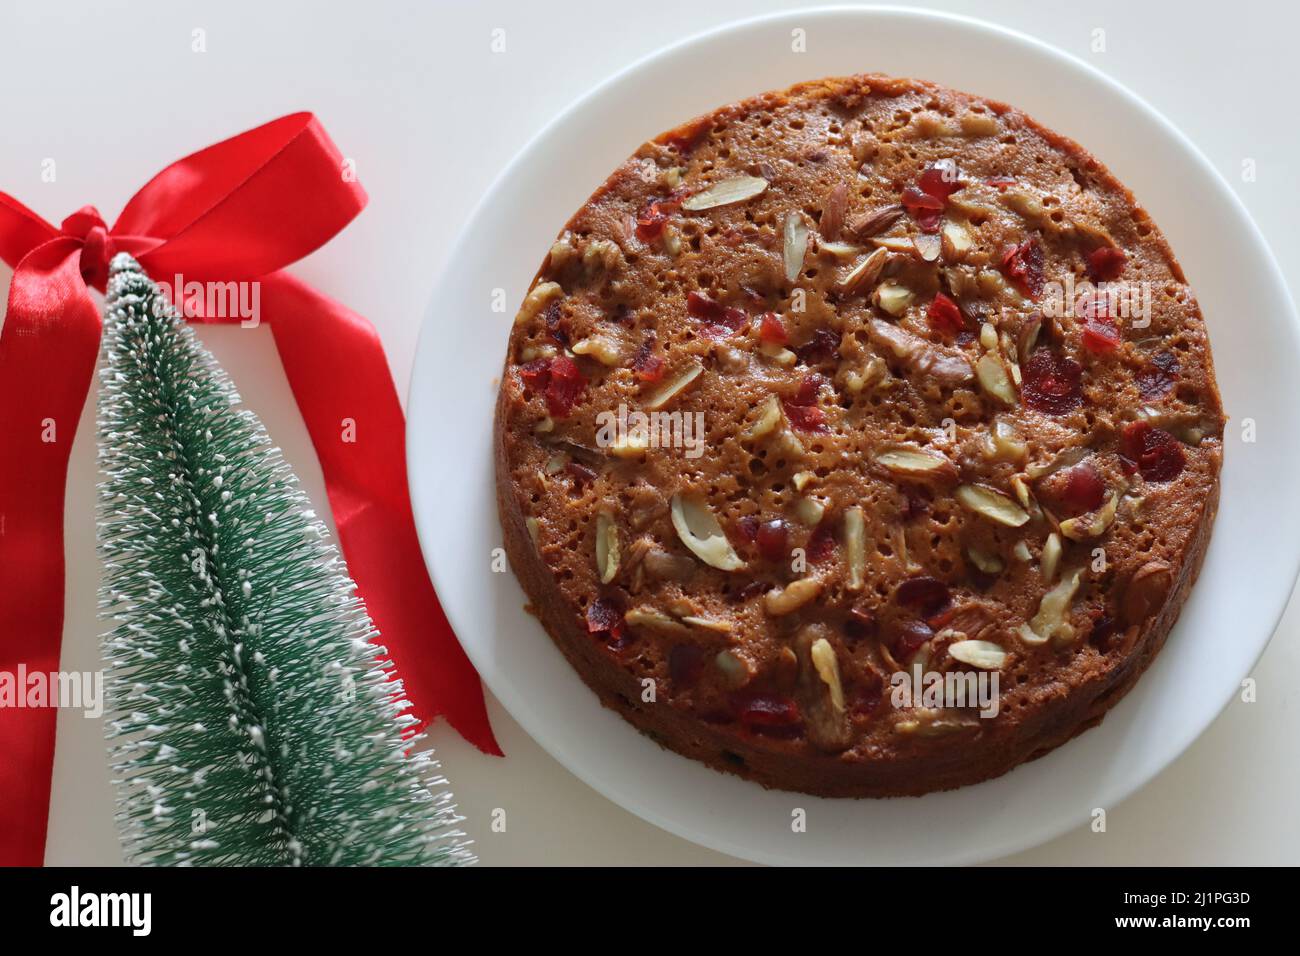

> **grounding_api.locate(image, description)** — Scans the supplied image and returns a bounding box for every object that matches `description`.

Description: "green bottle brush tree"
[96,253,471,866]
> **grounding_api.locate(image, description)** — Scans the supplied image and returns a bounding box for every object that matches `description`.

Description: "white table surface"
[2,0,1295,866]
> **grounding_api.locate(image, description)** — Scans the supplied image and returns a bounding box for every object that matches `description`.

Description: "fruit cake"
[493,74,1225,797]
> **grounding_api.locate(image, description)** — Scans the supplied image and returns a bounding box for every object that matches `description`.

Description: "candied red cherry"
[586,599,621,628]
[902,185,944,211]
[733,579,770,603]
[668,644,706,686]
[633,353,664,382]
[686,290,724,319]
[1086,246,1127,282]
[915,210,943,232]
[790,373,826,407]
[927,292,964,337]
[985,175,1016,190]
[1119,421,1185,482]
[783,375,829,432]
[1075,288,1123,352]
[545,355,586,417]
[796,328,840,365]
[1061,462,1107,513]
[736,514,760,543]
[755,518,790,562]
[1136,350,1179,400]
[635,189,687,242]
[1088,611,1118,651]
[844,606,878,642]
[536,301,570,349]
[517,358,551,391]
[901,159,962,232]
[888,619,934,663]
[586,600,622,633]
[586,598,628,649]
[1000,237,1045,297]
[735,693,802,730]
[901,186,944,232]
[698,321,739,340]
[605,620,631,651]
[783,401,828,433]
[758,311,788,345]
[1081,317,1122,353]
[635,213,665,243]
[721,308,748,331]
[807,523,836,562]
[895,576,951,618]
[635,199,669,242]
[630,336,665,382]
[917,159,963,201]
[687,290,747,338]
[1021,349,1083,415]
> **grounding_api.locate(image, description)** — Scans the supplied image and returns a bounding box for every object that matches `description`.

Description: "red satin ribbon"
[0,113,500,867]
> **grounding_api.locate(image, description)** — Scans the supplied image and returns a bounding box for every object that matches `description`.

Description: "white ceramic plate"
[407,6,1300,865]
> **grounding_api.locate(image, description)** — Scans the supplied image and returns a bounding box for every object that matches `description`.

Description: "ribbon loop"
[119,113,367,281]
[58,205,107,240]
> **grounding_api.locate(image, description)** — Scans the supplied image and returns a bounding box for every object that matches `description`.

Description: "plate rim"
[407,4,1300,865]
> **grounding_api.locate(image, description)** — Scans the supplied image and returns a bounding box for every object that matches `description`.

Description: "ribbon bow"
[0,113,500,867]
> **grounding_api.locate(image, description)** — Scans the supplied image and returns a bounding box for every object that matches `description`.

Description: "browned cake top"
[497,75,1224,760]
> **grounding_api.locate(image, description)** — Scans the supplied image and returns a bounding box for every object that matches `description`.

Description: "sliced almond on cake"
[795,625,851,752]
[681,175,768,211]
[670,493,745,572]
[956,484,1030,527]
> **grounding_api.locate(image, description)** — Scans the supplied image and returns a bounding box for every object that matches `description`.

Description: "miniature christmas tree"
[96,253,471,866]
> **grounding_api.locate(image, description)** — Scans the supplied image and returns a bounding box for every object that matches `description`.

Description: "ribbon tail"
[0,239,103,866]
[259,273,501,756]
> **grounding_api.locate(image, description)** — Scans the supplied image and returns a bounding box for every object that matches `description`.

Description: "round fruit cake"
[494,74,1225,797]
